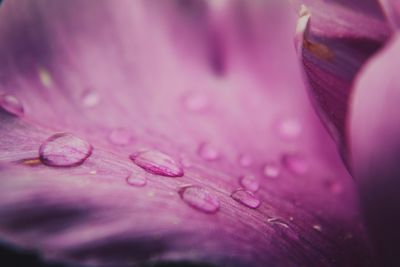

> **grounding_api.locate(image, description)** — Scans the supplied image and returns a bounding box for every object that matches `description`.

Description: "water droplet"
[238,154,253,167]
[0,93,24,116]
[312,224,322,232]
[267,217,299,240]
[82,90,100,107]
[239,174,260,192]
[263,162,280,178]
[277,118,302,139]
[130,150,183,177]
[183,92,209,112]
[282,154,308,175]
[108,128,133,146]
[267,217,290,229]
[180,185,220,213]
[325,180,343,195]
[38,67,53,88]
[39,133,92,167]
[231,189,260,209]
[198,142,220,161]
[126,171,147,187]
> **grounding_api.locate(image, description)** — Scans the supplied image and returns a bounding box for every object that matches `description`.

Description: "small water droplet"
[239,174,260,192]
[183,92,209,112]
[0,93,24,116]
[325,180,343,195]
[282,154,308,175]
[267,217,290,229]
[82,90,100,107]
[344,232,353,240]
[126,171,147,187]
[89,170,97,175]
[108,128,133,146]
[198,142,220,161]
[180,185,220,213]
[38,67,53,88]
[267,217,299,240]
[231,189,260,209]
[312,224,322,232]
[39,133,92,167]
[263,162,280,178]
[130,150,183,177]
[277,118,302,139]
[238,154,253,167]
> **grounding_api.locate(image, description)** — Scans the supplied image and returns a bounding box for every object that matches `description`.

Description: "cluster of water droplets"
[4,95,341,217]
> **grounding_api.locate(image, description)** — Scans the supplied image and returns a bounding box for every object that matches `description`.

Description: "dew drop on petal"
[239,174,260,192]
[180,185,220,213]
[313,224,322,232]
[238,154,253,167]
[130,150,183,177]
[277,118,302,139]
[126,171,147,187]
[198,142,220,161]
[0,93,24,116]
[263,162,280,178]
[183,92,209,112]
[38,67,53,88]
[267,217,299,240]
[82,90,100,107]
[325,179,343,195]
[231,189,261,209]
[282,154,308,175]
[108,128,133,146]
[267,217,290,229]
[39,133,93,167]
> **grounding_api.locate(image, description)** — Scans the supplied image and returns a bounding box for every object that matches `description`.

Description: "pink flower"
[0,0,398,266]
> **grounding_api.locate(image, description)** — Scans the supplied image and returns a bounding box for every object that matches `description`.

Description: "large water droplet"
[39,133,92,167]
[239,174,260,192]
[82,90,100,108]
[238,154,253,167]
[198,142,220,161]
[126,171,147,187]
[282,154,308,174]
[108,128,133,146]
[180,185,220,213]
[130,150,183,177]
[183,92,209,112]
[263,162,280,178]
[231,189,260,209]
[277,118,302,139]
[0,93,24,116]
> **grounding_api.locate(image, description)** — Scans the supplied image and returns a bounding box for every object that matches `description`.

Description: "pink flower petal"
[296,0,391,156]
[349,33,400,267]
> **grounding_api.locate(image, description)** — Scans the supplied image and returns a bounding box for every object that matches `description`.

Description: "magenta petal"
[0,0,372,266]
[380,0,400,29]
[349,33,400,267]
[296,1,391,156]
